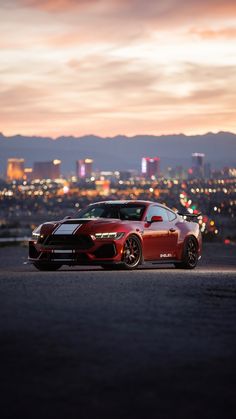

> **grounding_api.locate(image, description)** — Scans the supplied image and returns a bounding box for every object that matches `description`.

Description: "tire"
[175,236,198,269]
[33,262,62,271]
[120,235,142,270]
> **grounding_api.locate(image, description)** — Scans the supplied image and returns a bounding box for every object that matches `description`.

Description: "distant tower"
[141,157,160,178]
[76,159,93,178]
[204,162,211,179]
[192,153,205,178]
[7,158,25,181]
[33,160,61,180]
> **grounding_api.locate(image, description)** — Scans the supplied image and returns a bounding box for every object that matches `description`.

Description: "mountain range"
[0,131,236,175]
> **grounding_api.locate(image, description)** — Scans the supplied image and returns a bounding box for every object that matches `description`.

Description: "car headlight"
[93,232,125,240]
[32,224,42,238]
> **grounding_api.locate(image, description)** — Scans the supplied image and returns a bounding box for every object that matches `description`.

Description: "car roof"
[89,200,150,205]
[87,200,178,215]
[89,200,166,207]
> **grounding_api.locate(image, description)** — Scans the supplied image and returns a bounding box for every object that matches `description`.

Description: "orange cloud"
[27,0,236,50]
[20,0,98,12]
[0,85,51,108]
[1,0,236,136]
[191,27,236,39]
[18,0,236,20]
[46,24,145,47]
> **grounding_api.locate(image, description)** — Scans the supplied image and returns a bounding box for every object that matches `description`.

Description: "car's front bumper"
[28,238,125,266]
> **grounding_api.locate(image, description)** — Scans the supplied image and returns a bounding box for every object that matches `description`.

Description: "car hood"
[40,218,135,236]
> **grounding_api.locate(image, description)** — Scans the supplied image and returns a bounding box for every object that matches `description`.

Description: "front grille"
[51,252,75,261]
[44,234,94,250]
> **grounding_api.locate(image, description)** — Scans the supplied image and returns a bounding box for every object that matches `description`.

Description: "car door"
[142,205,177,260]
[165,208,179,258]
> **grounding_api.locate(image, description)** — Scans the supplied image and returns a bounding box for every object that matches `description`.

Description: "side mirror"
[151,215,163,223]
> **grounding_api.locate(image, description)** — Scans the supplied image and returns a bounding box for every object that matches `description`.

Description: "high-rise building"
[76,159,93,178]
[33,160,61,180]
[204,162,211,179]
[192,153,205,178]
[119,171,132,181]
[141,157,160,178]
[7,158,25,181]
[165,165,186,180]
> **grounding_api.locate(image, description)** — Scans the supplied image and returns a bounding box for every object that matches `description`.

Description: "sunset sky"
[1,0,236,137]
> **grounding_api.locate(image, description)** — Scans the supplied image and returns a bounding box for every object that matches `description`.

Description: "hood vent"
[61,219,92,224]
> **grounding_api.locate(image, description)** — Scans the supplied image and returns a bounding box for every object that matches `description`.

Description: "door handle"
[169,228,176,233]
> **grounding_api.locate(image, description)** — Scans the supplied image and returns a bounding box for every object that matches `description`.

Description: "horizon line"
[1,130,236,141]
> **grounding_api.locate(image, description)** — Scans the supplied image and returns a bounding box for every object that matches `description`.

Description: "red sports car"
[29,200,202,271]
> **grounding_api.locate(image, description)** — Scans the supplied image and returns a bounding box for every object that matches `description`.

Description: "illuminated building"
[165,165,186,180]
[33,160,61,180]
[223,167,236,178]
[24,168,33,181]
[192,153,205,178]
[7,158,24,181]
[141,157,160,178]
[76,159,93,178]
[95,179,110,196]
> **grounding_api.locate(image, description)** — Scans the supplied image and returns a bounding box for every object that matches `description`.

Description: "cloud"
[63,58,236,116]
[173,63,236,85]
[1,0,236,136]
[190,27,236,39]
[46,25,145,47]
[67,55,162,90]
[17,0,236,21]
[0,85,51,108]
[19,0,100,12]
[14,0,236,50]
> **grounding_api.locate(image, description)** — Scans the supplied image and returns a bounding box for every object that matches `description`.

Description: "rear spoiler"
[178,212,202,221]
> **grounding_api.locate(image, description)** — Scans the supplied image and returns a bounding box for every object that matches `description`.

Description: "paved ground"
[0,243,235,419]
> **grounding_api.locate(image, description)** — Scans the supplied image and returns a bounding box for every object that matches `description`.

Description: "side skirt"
[142,259,179,266]
[142,255,201,266]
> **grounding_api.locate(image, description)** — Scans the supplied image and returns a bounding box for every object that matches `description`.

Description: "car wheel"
[175,236,198,269]
[120,235,142,270]
[33,262,62,271]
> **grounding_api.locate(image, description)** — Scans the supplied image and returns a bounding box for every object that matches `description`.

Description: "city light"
[63,186,69,194]
[0,153,235,242]
[7,158,25,181]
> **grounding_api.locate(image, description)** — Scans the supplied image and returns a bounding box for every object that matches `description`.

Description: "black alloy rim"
[186,238,198,267]
[123,237,140,267]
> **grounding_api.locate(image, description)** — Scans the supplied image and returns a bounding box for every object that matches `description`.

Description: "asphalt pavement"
[0,243,235,419]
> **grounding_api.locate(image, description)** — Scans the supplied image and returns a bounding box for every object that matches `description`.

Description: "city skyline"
[1,131,235,175]
[1,0,236,137]
[4,153,232,182]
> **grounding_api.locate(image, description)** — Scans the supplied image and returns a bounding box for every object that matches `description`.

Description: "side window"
[145,206,157,222]
[146,206,169,222]
[166,209,177,222]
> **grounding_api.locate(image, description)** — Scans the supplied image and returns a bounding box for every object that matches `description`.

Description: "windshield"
[77,204,146,221]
